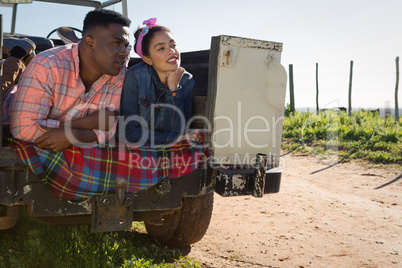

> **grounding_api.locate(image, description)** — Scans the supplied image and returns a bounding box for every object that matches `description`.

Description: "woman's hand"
[176,129,201,143]
[166,67,185,90]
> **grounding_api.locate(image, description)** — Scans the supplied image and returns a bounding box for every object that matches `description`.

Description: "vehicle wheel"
[145,192,214,247]
[0,205,19,230]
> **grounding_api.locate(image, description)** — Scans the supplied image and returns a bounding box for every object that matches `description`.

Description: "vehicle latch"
[220,46,238,67]
[91,177,133,233]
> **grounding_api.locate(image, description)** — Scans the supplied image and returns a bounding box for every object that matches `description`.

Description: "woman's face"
[143,31,180,80]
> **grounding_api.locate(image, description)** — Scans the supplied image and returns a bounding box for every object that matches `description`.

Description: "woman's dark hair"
[133,26,170,57]
[83,9,131,34]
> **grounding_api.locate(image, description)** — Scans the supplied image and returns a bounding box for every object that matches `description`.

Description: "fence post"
[395,57,399,122]
[316,63,319,114]
[348,60,353,116]
[289,64,295,112]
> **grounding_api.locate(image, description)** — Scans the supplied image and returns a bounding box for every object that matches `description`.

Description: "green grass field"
[282,108,402,165]
[0,208,200,268]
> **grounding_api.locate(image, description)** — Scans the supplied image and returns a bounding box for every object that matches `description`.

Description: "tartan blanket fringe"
[8,137,210,200]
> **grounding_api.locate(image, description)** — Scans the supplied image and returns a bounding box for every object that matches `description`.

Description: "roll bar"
[1,0,128,35]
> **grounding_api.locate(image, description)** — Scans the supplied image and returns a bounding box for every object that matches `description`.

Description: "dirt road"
[187,152,401,267]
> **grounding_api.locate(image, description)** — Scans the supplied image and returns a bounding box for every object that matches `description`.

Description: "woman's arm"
[120,69,180,145]
[120,70,144,143]
[151,73,195,144]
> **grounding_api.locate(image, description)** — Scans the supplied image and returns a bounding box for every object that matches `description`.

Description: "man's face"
[90,23,130,76]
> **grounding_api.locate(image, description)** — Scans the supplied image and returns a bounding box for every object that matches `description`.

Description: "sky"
[1,0,401,110]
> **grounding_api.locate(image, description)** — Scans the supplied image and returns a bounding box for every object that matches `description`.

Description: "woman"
[120,18,199,145]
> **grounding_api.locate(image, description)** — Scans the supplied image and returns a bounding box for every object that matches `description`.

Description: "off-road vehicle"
[0,0,286,246]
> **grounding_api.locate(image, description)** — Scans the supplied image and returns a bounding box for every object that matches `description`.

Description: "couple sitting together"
[7,9,208,200]
[11,10,199,148]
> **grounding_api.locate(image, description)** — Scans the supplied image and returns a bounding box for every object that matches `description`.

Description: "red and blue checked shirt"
[10,43,126,144]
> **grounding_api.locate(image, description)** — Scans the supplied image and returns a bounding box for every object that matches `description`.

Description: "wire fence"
[287,57,400,120]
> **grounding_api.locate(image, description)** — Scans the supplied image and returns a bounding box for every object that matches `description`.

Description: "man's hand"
[92,108,119,131]
[35,124,72,152]
[166,67,185,90]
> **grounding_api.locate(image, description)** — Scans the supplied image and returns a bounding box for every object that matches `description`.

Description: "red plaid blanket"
[8,138,210,200]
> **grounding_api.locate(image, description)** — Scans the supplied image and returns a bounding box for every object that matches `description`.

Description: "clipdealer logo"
[61,101,286,168]
[299,107,340,166]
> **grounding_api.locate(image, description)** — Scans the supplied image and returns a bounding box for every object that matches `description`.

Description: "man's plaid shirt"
[10,43,126,144]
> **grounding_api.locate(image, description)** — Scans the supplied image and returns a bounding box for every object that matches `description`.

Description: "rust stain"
[223,49,231,65]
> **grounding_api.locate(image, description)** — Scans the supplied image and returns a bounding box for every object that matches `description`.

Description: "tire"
[145,192,214,247]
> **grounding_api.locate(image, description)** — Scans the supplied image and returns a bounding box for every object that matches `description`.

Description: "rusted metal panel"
[0,166,29,205]
[221,35,283,52]
[214,167,282,197]
[91,176,133,232]
[252,153,268,198]
[91,192,134,233]
[214,153,281,197]
[0,148,24,167]
[215,172,252,197]
[214,165,253,197]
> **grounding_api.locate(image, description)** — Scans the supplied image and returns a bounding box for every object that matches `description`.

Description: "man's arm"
[35,125,98,152]
[34,107,119,151]
[10,59,55,142]
[93,69,126,144]
[60,108,119,131]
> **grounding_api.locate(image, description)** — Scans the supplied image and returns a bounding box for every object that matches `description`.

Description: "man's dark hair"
[82,9,131,34]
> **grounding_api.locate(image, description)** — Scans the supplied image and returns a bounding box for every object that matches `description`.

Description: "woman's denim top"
[120,62,195,145]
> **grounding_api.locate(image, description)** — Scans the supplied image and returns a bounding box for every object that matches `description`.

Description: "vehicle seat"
[6,35,54,54]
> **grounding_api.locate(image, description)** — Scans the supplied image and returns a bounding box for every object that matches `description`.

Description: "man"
[1,38,36,95]
[11,9,131,152]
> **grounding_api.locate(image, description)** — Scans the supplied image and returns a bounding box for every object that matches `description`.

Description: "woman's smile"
[143,31,181,80]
